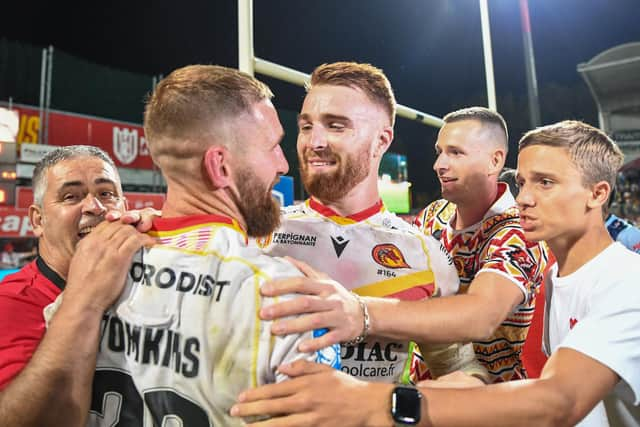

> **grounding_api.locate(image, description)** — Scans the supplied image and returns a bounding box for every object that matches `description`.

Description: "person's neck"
[548,223,613,277]
[161,183,247,232]
[38,245,69,280]
[453,183,499,230]
[311,179,379,217]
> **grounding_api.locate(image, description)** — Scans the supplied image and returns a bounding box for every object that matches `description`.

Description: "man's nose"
[309,127,327,150]
[275,145,289,175]
[81,193,107,215]
[516,185,533,208]
[433,153,447,172]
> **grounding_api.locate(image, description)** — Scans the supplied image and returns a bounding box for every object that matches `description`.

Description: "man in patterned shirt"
[256,106,547,385]
[412,107,547,382]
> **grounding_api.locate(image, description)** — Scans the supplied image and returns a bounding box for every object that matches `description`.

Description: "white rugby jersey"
[87,215,339,427]
[254,198,462,383]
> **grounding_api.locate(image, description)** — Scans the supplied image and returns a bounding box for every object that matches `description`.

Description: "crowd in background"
[0,240,36,270]
[611,169,640,224]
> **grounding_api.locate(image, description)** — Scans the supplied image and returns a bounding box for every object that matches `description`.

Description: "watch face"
[392,386,422,424]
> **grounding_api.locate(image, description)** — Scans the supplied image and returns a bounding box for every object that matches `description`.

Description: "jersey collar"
[36,256,66,291]
[149,214,247,242]
[483,182,516,220]
[308,198,385,224]
[447,182,515,232]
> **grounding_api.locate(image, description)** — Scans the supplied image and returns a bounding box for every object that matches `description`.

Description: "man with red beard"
[255,62,486,385]
[0,145,155,426]
[253,105,547,386]
[84,65,339,426]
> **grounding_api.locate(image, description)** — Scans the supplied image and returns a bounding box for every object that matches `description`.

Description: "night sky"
[4,0,640,205]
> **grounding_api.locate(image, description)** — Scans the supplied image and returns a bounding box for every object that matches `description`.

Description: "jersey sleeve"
[558,279,640,405]
[475,226,547,305]
[419,342,490,383]
[267,320,330,383]
[0,294,47,389]
[255,257,341,384]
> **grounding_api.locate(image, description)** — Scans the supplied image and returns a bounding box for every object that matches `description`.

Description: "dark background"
[3,0,640,206]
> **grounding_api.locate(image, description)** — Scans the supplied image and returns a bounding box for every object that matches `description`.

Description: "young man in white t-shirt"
[516,121,640,426]
[231,120,640,427]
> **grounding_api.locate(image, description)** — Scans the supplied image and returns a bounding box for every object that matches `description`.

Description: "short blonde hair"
[144,64,273,165]
[443,107,508,153]
[518,120,623,190]
[308,62,396,126]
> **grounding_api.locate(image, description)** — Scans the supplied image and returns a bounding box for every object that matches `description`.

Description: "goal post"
[237,0,444,128]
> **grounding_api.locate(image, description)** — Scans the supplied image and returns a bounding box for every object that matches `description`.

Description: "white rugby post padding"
[479,0,497,111]
[238,0,254,75]
[237,0,444,128]
[255,58,309,87]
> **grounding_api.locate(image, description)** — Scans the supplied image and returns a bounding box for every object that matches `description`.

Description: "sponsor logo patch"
[270,232,317,247]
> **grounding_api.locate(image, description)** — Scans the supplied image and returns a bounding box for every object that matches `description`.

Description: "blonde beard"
[233,169,281,238]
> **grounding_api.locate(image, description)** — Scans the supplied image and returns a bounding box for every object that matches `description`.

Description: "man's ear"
[374,126,394,158]
[489,148,506,175]
[588,181,611,210]
[29,205,44,238]
[204,145,233,189]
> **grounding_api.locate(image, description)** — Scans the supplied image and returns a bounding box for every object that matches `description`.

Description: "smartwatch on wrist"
[391,385,422,426]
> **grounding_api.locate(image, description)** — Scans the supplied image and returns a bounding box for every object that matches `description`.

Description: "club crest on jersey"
[371,244,410,269]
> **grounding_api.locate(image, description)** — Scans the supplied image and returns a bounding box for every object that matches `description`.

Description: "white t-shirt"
[86,215,339,427]
[544,242,640,427]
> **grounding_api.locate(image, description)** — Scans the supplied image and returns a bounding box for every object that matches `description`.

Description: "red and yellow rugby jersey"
[82,215,338,426]
[255,198,472,383]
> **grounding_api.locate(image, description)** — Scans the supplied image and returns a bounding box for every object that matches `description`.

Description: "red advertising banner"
[10,103,153,169]
[0,207,33,238]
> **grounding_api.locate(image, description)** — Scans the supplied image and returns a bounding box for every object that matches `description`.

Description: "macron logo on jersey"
[331,236,350,258]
